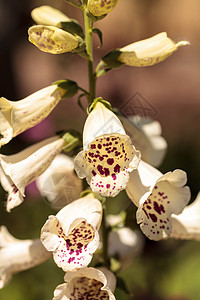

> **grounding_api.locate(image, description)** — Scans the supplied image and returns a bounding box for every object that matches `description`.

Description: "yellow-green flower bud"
[28,25,79,54]
[31,5,71,27]
[118,32,189,67]
[87,0,119,17]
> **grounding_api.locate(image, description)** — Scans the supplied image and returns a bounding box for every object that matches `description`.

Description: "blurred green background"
[0,0,200,299]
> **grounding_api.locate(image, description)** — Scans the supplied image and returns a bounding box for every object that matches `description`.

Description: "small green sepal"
[87,97,112,114]
[61,130,82,152]
[60,21,84,38]
[52,79,78,99]
[102,49,124,69]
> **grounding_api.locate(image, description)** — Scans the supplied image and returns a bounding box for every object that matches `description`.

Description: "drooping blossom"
[40,193,102,271]
[0,85,64,147]
[74,99,140,197]
[126,160,190,241]
[0,136,64,212]
[121,115,167,167]
[0,226,51,289]
[117,32,189,67]
[171,192,200,240]
[36,154,83,210]
[31,5,71,27]
[87,0,119,17]
[53,267,116,300]
[28,25,80,54]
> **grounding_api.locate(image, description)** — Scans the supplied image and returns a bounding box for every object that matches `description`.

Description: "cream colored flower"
[0,136,64,212]
[0,85,64,147]
[106,214,144,261]
[53,267,116,300]
[118,32,189,67]
[40,193,102,272]
[28,25,79,54]
[31,5,71,27]
[121,115,167,167]
[87,0,119,17]
[36,154,83,210]
[171,192,200,240]
[74,100,140,197]
[0,226,51,289]
[126,160,190,241]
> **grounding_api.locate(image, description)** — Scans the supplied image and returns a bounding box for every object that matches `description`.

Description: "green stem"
[83,6,96,103]
[101,206,109,267]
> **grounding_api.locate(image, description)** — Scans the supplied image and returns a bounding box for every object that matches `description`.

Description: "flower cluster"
[0,1,197,299]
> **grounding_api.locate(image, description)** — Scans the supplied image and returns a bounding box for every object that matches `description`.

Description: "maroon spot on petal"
[149,213,157,222]
[107,158,114,165]
[112,174,117,180]
[92,170,96,176]
[104,168,110,176]
[91,144,96,149]
[153,201,165,214]
[158,192,164,196]
[98,144,102,149]
[114,164,121,173]
[106,184,110,189]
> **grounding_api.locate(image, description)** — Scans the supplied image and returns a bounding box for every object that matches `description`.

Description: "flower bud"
[118,32,189,67]
[31,5,71,27]
[87,0,119,17]
[28,25,79,54]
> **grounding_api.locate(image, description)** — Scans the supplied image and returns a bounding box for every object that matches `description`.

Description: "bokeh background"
[0,0,200,299]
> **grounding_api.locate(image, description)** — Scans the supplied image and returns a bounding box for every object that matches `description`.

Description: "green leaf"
[60,21,84,38]
[52,79,78,99]
[92,28,103,47]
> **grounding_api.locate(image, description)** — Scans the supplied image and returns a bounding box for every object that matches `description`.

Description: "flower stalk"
[83,5,96,103]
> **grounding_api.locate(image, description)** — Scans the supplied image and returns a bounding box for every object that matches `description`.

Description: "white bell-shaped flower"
[126,160,190,241]
[53,267,116,300]
[74,100,140,197]
[171,192,200,240]
[36,154,83,210]
[0,85,64,147]
[0,226,51,289]
[121,115,167,167]
[0,136,64,212]
[40,193,102,272]
[118,32,189,67]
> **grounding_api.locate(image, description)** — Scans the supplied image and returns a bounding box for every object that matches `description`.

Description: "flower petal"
[53,267,116,300]
[0,136,64,211]
[171,192,200,240]
[126,160,162,206]
[36,154,83,210]
[83,101,125,150]
[41,194,102,271]
[136,169,191,240]
[0,226,51,288]
[118,32,189,67]
[31,5,71,26]
[28,25,79,54]
[75,133,140,197]
[121,115,167,167]
[0,85,64,147]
